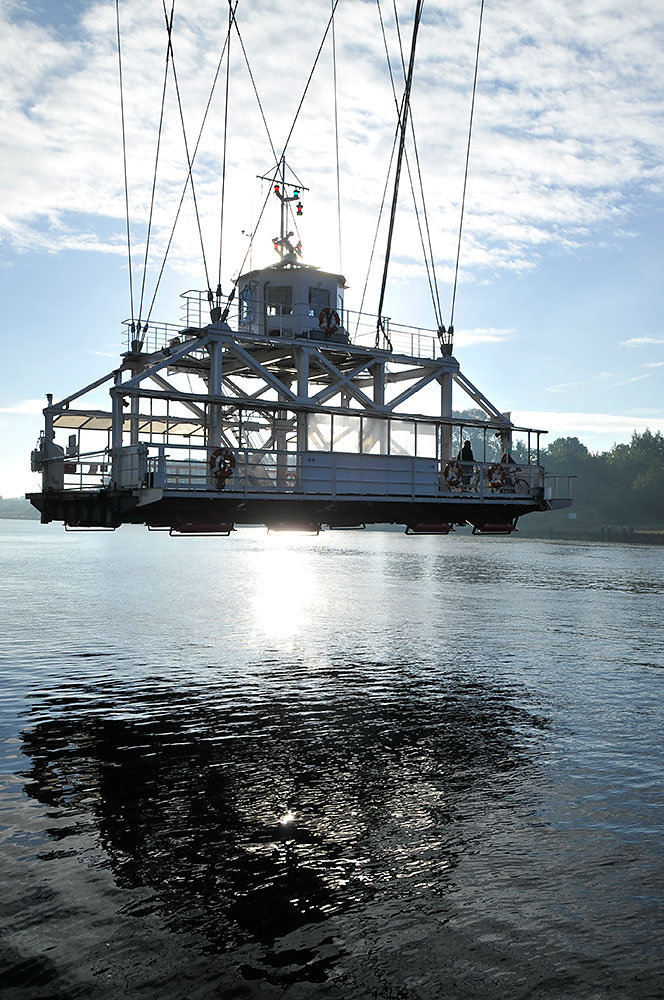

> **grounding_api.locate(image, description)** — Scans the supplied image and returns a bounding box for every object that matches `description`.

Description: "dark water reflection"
[2,524,664,998]
[17,670,544,985]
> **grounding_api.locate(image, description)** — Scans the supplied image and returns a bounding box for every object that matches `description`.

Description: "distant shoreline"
[2,512,663,546]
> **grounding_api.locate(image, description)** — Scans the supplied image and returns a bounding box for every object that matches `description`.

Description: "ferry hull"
[27,489,558,532]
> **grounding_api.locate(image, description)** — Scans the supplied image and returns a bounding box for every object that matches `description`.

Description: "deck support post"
[129,361,141,445]
[295,347,309,455]
[110,371,124,487]
[370,362,388,453]
[372,361,385,406]
[276,384,292,488]
[208,337,224,449]
[439,372,453,460]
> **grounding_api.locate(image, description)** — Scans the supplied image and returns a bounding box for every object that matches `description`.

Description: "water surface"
[1,521,663,998]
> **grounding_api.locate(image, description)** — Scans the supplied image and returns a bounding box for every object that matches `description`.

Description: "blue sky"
[1,0,663,496]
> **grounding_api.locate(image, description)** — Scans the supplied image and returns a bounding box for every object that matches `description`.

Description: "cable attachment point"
[437,324,453,357]
[375,317,393,353]
[220,286,235,323]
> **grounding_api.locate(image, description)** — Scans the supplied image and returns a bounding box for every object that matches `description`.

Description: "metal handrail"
[125,290,446,359]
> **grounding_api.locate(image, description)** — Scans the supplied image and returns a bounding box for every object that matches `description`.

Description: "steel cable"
[115,0,135,327]
[217,0,232,290]
[450,0,485,330]
[161,0,211,294]
[137,2,173,329]
[144,4,237,331]
[332,0,343,274]
[378,0,442,332]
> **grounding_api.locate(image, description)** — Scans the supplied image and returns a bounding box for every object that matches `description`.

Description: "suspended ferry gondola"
[27,2,573,535]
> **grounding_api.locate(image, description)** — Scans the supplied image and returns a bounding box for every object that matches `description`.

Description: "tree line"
[542,429,664,528]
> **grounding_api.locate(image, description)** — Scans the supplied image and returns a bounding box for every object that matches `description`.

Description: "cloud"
[644,361,664,369]
[545,381,582,393]
[513,409,664,437]
[613,372,654,386]
[0,399,45,415]
[454,327,515,347]
[0,0,663,304]
[620,336,664,346]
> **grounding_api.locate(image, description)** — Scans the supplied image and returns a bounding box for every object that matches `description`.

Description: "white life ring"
[318,307,340,335]
[443,460,462,488]
[487,464,506,489]
[209,447,236,480]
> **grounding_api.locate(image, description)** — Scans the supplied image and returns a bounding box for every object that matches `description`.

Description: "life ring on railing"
[487,464,506,489]
[318,307,340,335]
[443,460,462,488]
[285,470,297,487]
[209,447,236,480]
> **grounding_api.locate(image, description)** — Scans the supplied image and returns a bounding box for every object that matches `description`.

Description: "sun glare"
[251,540,316,641]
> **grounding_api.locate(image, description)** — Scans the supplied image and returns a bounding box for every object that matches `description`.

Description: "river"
[1,520,662,998]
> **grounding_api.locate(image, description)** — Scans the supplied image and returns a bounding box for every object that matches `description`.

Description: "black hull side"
[27,490,547,531]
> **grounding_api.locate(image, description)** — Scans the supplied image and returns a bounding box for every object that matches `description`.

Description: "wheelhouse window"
[308,286,330,317]
[266,285,293,316]
[239,285,254,323]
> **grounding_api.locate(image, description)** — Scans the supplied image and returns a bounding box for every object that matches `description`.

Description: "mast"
[375,0,424,349]
[257,158,308,261]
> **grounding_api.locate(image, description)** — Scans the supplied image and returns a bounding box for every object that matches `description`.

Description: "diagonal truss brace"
[453,371,510,423]
[222,339,297,402]
[308,353,376,409]
[118,335,212,390]
[385,366,446,412]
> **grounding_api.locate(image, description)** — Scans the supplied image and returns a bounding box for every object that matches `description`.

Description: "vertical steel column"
[371,361,388,454]
[295,346,309,455]
[129,361,140,445]
[208,335,224,448]
[110,371,124,488]
[439,372,453,460]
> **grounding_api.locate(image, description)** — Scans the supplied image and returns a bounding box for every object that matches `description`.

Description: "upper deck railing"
[124,290,449,359]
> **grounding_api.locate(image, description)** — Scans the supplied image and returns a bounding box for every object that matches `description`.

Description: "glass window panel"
[309,287,330,316]
[333,413,360,453]
[239,285,254,323]
[267,285,293,316]
[361,416,388,454]
[390,420,415,456]
[308,413,332,451]
[416,423,436,457]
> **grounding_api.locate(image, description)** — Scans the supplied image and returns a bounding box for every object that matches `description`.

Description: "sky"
[1,0,663,497]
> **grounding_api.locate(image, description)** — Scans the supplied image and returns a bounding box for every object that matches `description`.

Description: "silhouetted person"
[457,439,475,486]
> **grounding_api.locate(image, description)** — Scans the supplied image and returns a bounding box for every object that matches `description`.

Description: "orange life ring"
[443,460,462,488]
[209,447,236,480]
[487,464,505,489]
[318,307,340,335]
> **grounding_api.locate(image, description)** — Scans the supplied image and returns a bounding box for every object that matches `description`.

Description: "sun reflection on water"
[250,537,317,640]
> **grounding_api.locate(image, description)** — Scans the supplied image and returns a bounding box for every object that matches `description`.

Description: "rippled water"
[1,520,663,998]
